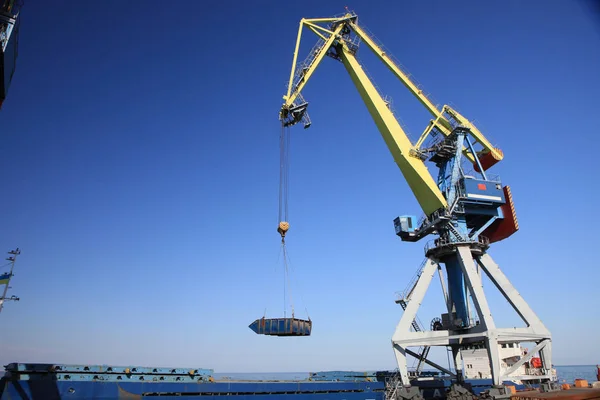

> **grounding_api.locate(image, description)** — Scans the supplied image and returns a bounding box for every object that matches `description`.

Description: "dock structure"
[510,388,600,400]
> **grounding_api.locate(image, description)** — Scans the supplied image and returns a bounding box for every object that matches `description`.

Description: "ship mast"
[0,248,21,314]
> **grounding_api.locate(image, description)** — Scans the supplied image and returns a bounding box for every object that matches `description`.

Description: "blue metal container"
[249,317,312,336]
[461,178,505,207]
[394,215,417,237]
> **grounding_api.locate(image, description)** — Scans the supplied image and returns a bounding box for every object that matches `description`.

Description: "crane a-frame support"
[392,247,552,386]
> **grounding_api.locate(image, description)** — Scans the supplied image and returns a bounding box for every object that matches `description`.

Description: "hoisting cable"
[282,243,310,321]
[282,241,294,318]
[274,122,311,325]
[278,122,293,317]
[277,123,290,242]
[265,242,285,319]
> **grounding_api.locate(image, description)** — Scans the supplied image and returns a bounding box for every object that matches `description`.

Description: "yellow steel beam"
[303,17,341,23]
[307,25,328,42]
[347,22,474,161]
[416,121,437,150]
[338,43,447,215]
[416,115,451,149]
[282,22,345,109]
[285,19,306,101]
[349,21,503,164]
[442,106,503,162]
[304,21,334,36]
[349,22,445,124]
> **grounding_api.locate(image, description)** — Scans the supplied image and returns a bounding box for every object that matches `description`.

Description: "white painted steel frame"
[391,246,552,386]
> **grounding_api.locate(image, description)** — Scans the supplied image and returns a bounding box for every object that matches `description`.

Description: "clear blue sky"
[0,0,598,372]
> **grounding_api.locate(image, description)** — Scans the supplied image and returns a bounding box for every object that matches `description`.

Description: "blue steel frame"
[428,127,505,329]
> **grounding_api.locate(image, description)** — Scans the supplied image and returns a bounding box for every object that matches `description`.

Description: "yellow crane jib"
[278,12,504,217]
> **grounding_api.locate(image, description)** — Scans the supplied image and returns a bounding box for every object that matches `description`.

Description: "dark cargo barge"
[4,364,592,400]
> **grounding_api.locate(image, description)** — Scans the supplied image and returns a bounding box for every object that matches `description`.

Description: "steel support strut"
[392,246,552,387]
[455,246,501,384]
[392,258,438,384]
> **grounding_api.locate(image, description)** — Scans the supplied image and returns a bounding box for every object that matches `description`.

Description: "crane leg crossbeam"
[391,245,552,387]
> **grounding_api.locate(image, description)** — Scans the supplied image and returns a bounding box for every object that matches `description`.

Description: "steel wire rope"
[280,243,310,320]
[284,126,290,223]
[282,242,295,318]
[263,241,285,318]
[278,124,286,223]
[278,124,295,317]
[277,124,291,224]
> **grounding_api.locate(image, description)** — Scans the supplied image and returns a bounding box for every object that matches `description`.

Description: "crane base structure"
[392,242,553,394]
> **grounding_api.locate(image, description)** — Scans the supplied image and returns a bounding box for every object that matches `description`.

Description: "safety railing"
[462,168,501,183]
[424,235,490,256]
[291,38,327,92]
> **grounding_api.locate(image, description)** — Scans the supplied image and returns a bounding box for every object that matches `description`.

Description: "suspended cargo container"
[248,317,312,336]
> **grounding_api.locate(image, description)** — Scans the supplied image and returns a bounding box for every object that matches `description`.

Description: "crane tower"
[277,11,553,399]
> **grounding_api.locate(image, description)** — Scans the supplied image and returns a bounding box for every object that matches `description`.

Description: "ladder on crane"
[395,262,431,376]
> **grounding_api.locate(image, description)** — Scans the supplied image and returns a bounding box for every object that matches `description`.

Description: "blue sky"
[0,0,598,372]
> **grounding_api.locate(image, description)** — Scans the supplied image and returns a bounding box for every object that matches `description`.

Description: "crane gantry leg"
[391,244,553,391]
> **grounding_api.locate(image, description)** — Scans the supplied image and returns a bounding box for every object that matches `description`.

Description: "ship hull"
[0,363,548,400]
[1,379,385,400]
[1,376,541,400]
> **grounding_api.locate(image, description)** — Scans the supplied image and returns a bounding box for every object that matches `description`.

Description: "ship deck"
[0,363,576,400]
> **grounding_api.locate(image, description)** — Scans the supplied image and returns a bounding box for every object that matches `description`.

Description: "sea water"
[555,365,598,384]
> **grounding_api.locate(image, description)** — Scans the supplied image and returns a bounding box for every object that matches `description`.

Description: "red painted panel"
[481,185,519,243]
[474,148,503,172]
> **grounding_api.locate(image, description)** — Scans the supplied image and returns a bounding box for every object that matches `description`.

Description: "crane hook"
[278,221,289,243]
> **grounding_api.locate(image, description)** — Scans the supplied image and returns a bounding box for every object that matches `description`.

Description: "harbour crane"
[0,0,22,317]
[0,0,21,109]
[277,10,553,399]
